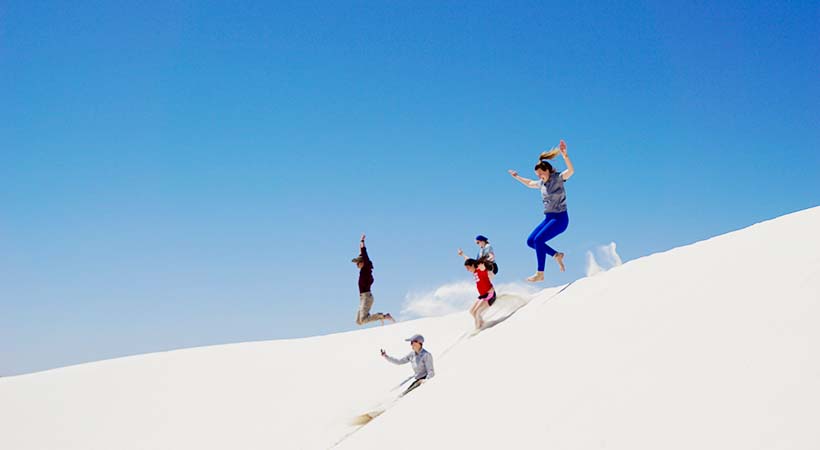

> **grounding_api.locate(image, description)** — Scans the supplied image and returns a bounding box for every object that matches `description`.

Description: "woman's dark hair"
[464,258,479,267]
[534,148,559,173]
[534,160,555,173]
[477,256,497,273]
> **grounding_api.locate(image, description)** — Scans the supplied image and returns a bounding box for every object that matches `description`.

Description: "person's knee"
[526,237,536,248]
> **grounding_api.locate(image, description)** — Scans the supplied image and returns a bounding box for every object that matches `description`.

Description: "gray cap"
[404,334,424,344]
[351,256,363,263]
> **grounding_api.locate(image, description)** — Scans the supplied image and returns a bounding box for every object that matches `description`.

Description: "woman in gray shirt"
[508,139,575,282]
[381,334,434,396]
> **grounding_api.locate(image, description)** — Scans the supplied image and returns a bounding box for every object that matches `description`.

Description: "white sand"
[2,207,819,449]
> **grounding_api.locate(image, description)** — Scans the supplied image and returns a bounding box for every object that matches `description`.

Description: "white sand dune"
[2,207,819,449]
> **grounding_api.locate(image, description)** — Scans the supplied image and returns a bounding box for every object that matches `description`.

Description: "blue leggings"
[527,211,569,271]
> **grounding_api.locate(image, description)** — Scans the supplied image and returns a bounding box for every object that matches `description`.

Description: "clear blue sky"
[2,1,818,375]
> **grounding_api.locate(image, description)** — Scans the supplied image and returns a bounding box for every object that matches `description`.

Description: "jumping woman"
[508,139,575,282]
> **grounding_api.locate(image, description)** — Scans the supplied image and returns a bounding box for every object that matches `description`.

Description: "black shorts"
[479,291,497,306]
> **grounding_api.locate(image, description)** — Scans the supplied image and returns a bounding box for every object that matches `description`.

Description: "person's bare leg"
[470,301,482,328]
[526,271,545,282]
[474,302,489,329]
[554,252,566,272]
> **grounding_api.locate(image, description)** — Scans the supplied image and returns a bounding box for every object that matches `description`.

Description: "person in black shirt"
[352,234,394,326]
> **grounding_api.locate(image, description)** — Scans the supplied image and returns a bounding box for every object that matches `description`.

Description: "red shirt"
[474,267,493,296]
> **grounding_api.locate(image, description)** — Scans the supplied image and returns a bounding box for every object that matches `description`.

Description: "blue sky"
[1,1,818,375]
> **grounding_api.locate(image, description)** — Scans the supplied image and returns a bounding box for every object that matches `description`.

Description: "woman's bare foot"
[526,271,545,282]
[554,252,566,272]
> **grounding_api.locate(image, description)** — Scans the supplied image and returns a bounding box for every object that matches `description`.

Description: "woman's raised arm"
[559,140,575,181]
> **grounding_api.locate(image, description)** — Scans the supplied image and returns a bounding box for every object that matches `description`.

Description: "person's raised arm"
[508,169,540,189]
[457,248,469,261]
[359,234,371,262]
[559,140,575,181]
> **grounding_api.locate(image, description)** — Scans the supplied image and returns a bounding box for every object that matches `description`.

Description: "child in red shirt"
[464,258,496,330]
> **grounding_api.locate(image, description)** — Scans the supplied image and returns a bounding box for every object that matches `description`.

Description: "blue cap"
[475,235,488,242]
[404,334,424,344]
